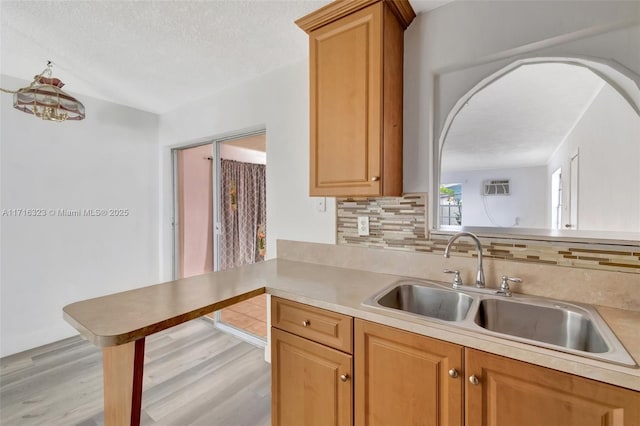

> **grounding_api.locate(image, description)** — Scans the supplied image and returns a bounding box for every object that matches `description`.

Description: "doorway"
[216,135,267,341]
[173,130,267,346]
[175,144,214,279]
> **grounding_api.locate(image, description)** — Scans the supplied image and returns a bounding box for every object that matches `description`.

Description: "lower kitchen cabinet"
[271,297,354,426]
[271,325,352,426]
[465,348,640,426]
[271,299,639,426]
[355,319,464,426]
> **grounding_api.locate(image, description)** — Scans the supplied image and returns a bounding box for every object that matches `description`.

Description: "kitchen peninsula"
[64,241,640,426]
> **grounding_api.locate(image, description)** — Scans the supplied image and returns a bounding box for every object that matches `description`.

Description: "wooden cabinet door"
[271,328,353,426]
[309,3,383,196]
[355,319,464,426]
[465,348,640,426]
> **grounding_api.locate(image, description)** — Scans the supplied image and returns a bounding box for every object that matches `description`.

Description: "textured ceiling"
[1,0,450,114]
[442,63,607,172]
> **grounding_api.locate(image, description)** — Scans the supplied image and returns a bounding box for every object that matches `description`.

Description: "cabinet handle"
[371,176,380,181]
[469,375,480,385]
[340,374,349,382]
[302,320,310,327]
[448,369,459,378]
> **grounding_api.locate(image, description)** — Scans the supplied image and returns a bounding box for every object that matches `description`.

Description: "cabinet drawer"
[272,297,353,353]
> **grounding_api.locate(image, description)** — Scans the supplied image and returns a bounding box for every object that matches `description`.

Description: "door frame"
[171,127,267,348]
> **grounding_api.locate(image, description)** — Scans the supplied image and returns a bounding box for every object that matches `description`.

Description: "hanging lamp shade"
[13,75,85,122]
[0,61,86,122]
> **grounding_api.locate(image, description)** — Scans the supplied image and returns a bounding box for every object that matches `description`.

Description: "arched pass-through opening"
[434,56,640,238]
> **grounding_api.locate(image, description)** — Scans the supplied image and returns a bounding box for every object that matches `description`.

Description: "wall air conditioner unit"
[483,179,510,196]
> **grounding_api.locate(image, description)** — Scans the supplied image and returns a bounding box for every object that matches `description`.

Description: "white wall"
[442,166,547,228]
[547,83,640,232]
[158,61,336,281]
[404,1,640,194]
[0,75,160,357]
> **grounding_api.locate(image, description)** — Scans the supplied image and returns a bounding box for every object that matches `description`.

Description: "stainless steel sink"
[474,298,608,353]
[363,279,637,367]
[375,283,474,322]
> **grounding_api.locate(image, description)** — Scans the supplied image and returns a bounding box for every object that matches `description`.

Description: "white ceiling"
[442,63,607,172]
[1,0,450,114]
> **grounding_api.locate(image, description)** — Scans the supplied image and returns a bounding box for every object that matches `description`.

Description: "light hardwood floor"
[0,319,271,425]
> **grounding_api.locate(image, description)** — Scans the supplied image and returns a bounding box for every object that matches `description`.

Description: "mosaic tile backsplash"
[336,194,640,274]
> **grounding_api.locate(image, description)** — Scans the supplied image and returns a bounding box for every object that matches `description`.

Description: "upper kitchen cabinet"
[296,0,415,196]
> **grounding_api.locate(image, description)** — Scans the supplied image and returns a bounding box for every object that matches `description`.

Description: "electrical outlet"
[315,197,326,212]
[357,216,370,236]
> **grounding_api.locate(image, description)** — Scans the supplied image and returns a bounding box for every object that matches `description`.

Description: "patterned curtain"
[220,159,266,270]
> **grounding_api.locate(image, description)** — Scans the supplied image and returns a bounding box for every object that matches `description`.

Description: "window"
[440,184,462,226]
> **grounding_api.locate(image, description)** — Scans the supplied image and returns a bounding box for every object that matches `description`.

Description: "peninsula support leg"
[103,338,146,426]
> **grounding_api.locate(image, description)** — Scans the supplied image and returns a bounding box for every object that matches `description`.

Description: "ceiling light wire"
[0,61,52,95]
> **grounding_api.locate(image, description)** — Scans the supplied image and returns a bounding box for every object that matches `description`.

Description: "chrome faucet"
[444,232,485,288]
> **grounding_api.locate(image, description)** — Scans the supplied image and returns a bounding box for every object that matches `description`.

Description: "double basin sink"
[363,280,636,367]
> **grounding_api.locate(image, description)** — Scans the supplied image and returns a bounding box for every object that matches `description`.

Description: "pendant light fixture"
[1,61,85,122]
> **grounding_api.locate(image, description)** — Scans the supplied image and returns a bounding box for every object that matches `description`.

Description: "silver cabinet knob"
[371,176,380,181]
[302,320,310,327]
[340,374,349,382]
[469,375,480,385]
[448,369,459,378]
